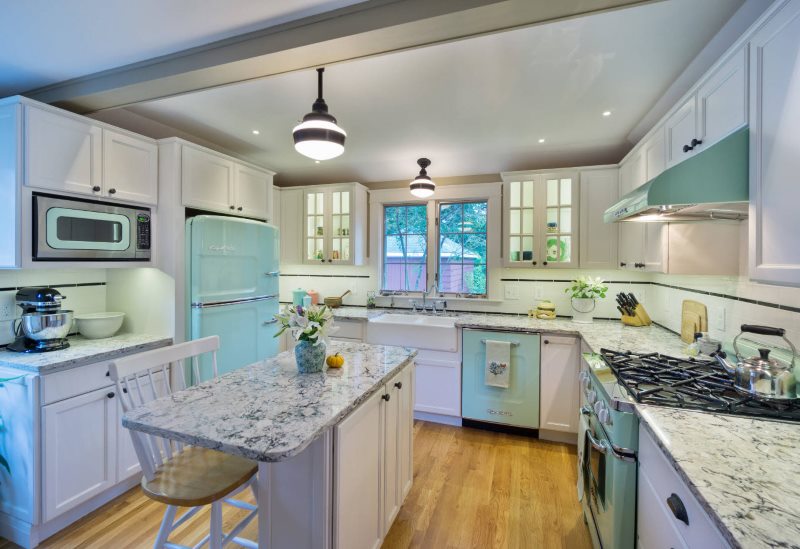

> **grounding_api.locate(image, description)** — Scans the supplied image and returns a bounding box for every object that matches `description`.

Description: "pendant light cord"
[317,68,324,101]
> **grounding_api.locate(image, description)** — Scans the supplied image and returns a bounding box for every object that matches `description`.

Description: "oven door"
[33,194,141,260]
[580,406,637,549]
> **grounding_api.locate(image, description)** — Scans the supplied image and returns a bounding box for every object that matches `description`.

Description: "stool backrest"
[108,336,220,480]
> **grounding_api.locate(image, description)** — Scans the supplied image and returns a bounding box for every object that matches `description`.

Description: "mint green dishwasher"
[461,329,540,429]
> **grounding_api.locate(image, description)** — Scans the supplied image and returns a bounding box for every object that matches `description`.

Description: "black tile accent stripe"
[280,274,370,279]
[500,278,650,284]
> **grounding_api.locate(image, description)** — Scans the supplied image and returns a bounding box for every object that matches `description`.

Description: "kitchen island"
[123,341,417,549]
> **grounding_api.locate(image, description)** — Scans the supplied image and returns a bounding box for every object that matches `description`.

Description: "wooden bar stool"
[110,336,258,549]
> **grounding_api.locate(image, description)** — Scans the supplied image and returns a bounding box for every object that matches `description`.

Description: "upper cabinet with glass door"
[502,171,578,268]
[302,182,369,265]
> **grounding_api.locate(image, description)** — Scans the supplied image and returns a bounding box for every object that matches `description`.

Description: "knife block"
[621,304,652,327]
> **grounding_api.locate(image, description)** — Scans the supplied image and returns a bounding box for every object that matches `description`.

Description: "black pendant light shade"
[292,68,347,161]
[410,158,436,198]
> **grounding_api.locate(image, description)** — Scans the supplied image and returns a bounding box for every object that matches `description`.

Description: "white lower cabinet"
[42,387,118,522]
[637,425,729,549]
[539,335,580,434]
[413,349,461,418]
[334,362,414,549]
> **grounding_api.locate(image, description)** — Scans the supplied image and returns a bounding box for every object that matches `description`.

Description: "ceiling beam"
[29,0,656,113]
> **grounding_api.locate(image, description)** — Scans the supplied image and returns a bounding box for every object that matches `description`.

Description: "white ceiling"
[0,0,366,97]
[114,0,742,185]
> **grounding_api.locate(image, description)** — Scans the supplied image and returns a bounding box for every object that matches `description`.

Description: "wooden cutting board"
[681,300,708,343]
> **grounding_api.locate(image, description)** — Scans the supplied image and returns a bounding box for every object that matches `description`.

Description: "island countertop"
[123,341,417,462]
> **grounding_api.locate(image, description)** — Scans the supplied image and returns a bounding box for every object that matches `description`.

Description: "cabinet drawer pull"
[394,381,403,389]
[382,393,391,402]
[106,392,115,399]
[666,493,689,525]
[532,261,537,266]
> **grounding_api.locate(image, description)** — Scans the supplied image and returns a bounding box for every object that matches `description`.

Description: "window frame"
[435,199,489,298]
[380,202,429,293]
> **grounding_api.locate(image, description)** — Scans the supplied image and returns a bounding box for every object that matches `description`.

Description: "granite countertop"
[123,341,417,462]
[0,333,173,374]
[637,406,800,549]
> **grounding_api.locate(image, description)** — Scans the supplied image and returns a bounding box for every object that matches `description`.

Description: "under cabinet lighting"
[252,130,260,135]
[538,138,546,143]
[602,111,612,117]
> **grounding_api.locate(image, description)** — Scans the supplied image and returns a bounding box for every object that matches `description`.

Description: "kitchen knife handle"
[740,325,785,337]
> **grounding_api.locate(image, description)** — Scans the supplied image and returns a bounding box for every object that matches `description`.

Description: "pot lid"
[742,348,787,372]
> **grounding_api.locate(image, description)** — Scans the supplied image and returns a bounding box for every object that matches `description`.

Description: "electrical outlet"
[713,307,726,331]
[533,286,544,300]
[0,293,16,322]
[504,284,520,300]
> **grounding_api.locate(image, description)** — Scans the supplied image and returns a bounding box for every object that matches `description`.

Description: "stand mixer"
[8,287,73,353]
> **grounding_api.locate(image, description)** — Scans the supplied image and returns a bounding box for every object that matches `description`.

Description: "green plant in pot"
[274,305,337,373]
[565,276,608,324]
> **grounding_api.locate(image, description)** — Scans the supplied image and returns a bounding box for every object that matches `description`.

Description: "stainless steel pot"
[714,324,798,400]
[14,311,74,341]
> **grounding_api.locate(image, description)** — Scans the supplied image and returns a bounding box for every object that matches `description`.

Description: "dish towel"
[484,340,511,388]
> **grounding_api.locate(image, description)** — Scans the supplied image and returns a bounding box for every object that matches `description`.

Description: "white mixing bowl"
[74,312,125,339]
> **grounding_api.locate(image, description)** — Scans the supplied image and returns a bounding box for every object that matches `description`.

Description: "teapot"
[713,325,797,400]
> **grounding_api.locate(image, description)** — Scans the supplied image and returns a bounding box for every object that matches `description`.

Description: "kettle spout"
[712,350,736,375]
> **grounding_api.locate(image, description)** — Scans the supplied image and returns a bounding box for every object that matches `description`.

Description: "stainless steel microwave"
[33,193,151,261]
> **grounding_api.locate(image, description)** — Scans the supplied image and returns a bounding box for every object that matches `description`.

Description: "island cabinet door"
[42,387,117,522]
[383,371,402,534]
[334,388,384,549]
[398,364,414,501]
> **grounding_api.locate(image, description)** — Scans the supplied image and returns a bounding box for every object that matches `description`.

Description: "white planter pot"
[571,298,596,324]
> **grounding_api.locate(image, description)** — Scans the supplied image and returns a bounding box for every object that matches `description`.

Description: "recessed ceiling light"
[252,130,260,135]
[538,138,546,143]
[602,111,612,117]
[315,160,320,164]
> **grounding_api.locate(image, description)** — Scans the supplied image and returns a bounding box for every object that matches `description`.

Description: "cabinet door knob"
[108,188,116,194]
[666,493,689,525]
[544,339,550,345]
[230,205,235,210]
[690,138,703,147]
[320,259,325,263]
[683,144,693,153]
[106,392,115,399]
[328,259,332,263]
[105,371,110,377]
[532,261,537,266]
[237,206,243,211]
[394,381,403,389]
[620,262,627,267]
[92,186,101,192]
[542,261,548,266]
[382,393,391,402]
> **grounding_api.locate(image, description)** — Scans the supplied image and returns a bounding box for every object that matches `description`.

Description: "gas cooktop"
[600,349,800,423]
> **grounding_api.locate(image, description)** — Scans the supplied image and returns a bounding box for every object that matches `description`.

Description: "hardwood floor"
[2,421,590,549]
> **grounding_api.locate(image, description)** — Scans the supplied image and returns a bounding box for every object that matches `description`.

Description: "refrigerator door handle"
[262,319,279,326]
[191,294,278,308]
[264,271,280,277]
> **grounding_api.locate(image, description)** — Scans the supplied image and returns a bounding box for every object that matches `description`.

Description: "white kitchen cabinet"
[302,183,368,265]
[382,370,402,531]
[618,154,646,270]
[24,104,102,197]
[748,0,800,285]
[0,102,20,268]
[697,46,748,148]
[413,348,461,419]
[279,187,303,264]
[42,387,118,522]
[665,96,698,168]
[579,168,618,269]
[235,163,271,221]
[102,129,158,205]
[397,365,414,500]
[181,145,236,213]
[539,335,580,434]
[502,171,579,268]
[181,143,273,220]
[643,127,666,179]
[638,425,730,549]
[329,318,364,342]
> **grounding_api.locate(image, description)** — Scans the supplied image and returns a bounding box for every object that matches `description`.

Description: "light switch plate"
[504,284,520,300]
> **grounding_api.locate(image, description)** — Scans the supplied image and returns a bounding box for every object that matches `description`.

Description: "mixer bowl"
[16,311,74,341]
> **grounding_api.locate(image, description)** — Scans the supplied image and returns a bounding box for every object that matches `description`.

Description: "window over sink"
[382,204,428,292]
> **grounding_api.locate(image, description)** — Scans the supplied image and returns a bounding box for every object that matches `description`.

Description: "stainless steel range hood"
[604,127,749,223]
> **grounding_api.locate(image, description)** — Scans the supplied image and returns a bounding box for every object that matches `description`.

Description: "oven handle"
[581,405,636,463]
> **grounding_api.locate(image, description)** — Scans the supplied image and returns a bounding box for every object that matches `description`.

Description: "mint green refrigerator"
[186,215,280,381]
[461,329,540,429]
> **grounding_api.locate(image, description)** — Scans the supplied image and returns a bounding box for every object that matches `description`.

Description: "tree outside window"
[382,205,427,292]
[438,201,487,296]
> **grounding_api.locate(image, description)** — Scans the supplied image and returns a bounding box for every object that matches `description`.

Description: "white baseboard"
[414,411,462,426]
[0,474,142,548]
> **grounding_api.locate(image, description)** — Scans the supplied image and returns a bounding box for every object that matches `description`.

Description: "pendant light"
[409,158,436,198]
[292,68,346,161]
